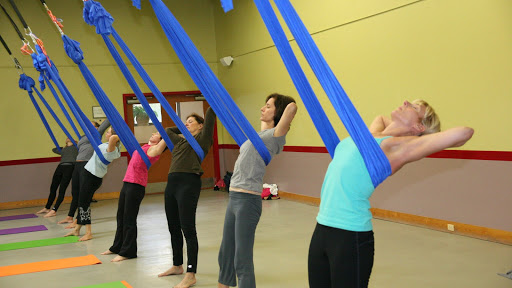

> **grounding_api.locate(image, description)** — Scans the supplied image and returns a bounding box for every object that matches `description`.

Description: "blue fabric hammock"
[32,45,111,165]
[253,0,391,187]
[53,38,153,168]
[81,0,205,161]
[0,15,80,146]
[131,0,272,165]
[19,74,61,152]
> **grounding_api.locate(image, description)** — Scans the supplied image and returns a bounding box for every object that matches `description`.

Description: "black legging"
[76,169,103,225]
[164,172,201,273]
[109,182,146,258]
[308,223,375,288]
[45,163,74,211]
[67,161,87,217]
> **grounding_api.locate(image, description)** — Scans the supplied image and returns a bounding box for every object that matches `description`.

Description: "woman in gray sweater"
[217,94,297,288]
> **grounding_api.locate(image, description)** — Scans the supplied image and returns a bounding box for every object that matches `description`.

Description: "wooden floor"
[0,190,511,287]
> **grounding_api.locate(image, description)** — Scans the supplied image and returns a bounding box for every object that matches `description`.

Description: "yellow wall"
[0,0,218,161]
[213,0,512,151]
[1,0,510,162]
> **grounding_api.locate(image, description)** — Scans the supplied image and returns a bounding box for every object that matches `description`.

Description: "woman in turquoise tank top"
[308,100,474,288]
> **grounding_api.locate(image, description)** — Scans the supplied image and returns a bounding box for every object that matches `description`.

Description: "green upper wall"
[213,0,512,150]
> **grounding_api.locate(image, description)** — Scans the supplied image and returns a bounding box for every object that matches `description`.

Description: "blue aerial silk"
[29,46,81,141]
[60,36,152,168]
[252,0,339,158]
[82,0,204,161]
[19,73,78,148]
[132,0,272,165]
[253,0,391,187]
[19,74,61,152]
[31,45,110,165]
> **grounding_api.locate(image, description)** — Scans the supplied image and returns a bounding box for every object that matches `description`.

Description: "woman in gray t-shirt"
[218,93,297,288]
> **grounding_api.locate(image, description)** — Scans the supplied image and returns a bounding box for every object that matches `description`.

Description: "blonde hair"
[412,99,441,135]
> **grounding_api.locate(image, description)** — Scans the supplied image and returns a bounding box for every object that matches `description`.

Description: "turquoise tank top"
[316,136,390,232]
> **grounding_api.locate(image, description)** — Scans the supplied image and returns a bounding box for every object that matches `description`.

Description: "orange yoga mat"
[0,254,102,277]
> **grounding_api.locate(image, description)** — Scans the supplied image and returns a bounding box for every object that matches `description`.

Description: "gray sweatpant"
[218,191,262,288]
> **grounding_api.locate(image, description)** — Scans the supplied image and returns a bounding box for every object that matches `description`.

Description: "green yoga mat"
[75,281,132,288]
[0,236,79,251]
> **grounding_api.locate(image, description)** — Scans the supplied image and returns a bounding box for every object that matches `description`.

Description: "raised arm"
[167,126,181,135]
[147,139,168,157]
[52,147,63,155]
[98,119,111,135]
[274,102,298,137]
[106,135,120,152]
[197,107,216,142]
[369,115,391,134]
[165,127,184,145]
[386,127,474,172]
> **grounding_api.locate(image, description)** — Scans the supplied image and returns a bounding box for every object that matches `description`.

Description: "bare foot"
[111,255,129,262]
[64,229,79,237]
[158,266,184,277]
[101,250,115,255]
[37,208,50,214]
[58,216,73,224]
[174,272,196,288]
[79,233,93,241]
[44,210,56,218]
[217,283,229,288]
[65,223,76,229]
[65,220,77,229]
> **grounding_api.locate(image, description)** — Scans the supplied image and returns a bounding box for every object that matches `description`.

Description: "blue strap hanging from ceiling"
[132,0,272,165]
[0,2,82,143]
[82,0,204,161]
[253,0,391,187]
[19,74,61,152]
[31,81,78,148]
[29,45,82,140]
[60,36,152,168]
[252,0,339,158]
[220,0,234,12]
[32,46,111,165]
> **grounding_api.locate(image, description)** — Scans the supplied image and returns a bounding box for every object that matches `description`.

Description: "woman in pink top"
[102,132,167,262]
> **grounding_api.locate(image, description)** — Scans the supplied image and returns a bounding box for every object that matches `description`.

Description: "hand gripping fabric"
[82,0,205,161]
[132,0,272,165]
[254,0,391,187]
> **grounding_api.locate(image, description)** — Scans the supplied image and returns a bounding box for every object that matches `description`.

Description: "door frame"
[122,90,221,182]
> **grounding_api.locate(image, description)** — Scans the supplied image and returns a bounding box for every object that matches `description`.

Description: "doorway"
[123,91,220,193]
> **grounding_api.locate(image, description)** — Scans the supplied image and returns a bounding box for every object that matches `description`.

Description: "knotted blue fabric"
[61,34,152,168]
[220,0,234,12]
[19,74,61,151]
[30,45,82,140]
[84,0,205,161]
[253,0,391,187]
[30,46,47,91]
[30,45,111,165]
[132,0,272,165]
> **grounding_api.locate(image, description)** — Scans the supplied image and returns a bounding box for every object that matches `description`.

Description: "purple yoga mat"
[0,214,38,221]
[0,225,47,235]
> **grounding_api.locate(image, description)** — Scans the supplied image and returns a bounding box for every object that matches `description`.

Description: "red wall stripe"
[219,144,512,162]
[2,147,511,167]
